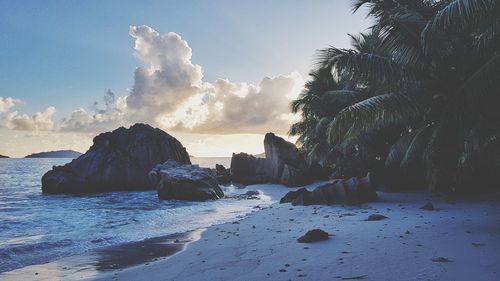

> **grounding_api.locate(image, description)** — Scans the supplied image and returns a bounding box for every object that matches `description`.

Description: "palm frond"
[327,93,423,146]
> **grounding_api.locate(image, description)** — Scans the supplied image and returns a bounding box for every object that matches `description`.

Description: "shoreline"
[0,230,203,281]
[91,189,500,281]
[0,182,296,280]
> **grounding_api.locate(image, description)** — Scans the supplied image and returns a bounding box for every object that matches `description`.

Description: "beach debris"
[432,257,451,262]
[297,229,330,243]
[366,214,388,221]
[420,202,435,211]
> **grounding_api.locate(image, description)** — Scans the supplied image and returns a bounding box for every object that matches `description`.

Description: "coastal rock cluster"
[41,123,191,194]
[40,124,331,201]
[150,160,224,201]
[230,133,327,187]
[280,173,377,206]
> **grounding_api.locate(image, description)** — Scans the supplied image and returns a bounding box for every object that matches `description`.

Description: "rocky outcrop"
[280,174,377,205]
[229,133,327,187]
[0,154,9,158]
[41,124,191,194]
[214,164,231,185]
[150,160,224,201]
[230,153,268,184]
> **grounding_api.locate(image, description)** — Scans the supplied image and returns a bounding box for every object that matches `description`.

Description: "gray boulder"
[264,133,313,186]
[280,173,377,205]
[230,153,268,184]
[150,160,224,201]
[41,123,190,194]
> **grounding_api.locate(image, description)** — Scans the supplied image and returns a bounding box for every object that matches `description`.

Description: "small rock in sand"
[432,257,451,262]
[420,202,434,211]
[297,229,330,243]
[366,214,388,221]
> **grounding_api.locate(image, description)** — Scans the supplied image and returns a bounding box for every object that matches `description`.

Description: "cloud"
[126,25,204,125]
[4,106,56,131]
[125,25,304,134]
[59,90,127,132]
[0,97,20,113]
[1,26,304,135]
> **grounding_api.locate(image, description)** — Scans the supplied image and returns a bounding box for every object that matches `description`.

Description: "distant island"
[0,154,9,158]
[25,150,82,158]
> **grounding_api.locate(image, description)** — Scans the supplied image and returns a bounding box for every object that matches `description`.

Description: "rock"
[280,174,377,206]
[0,154,10,158]
[297,229,330,243]
[432,257,451,262]
[231,190,261,200]
[150,160,224,201]
[366,214,388,221]
[41,124,191,194]
[230,153,268,184]
[214,164,231,185]
[264,133,312,186]
[420,202,434,211]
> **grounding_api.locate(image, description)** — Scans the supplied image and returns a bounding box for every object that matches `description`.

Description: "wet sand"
[0,229,203,281]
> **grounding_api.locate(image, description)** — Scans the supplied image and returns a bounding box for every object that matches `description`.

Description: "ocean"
[0,157,269,273]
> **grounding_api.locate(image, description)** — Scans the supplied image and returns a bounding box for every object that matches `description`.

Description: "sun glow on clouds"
[0,25,304,157]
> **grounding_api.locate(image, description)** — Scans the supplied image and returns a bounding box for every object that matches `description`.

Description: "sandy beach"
[86,183,500,281]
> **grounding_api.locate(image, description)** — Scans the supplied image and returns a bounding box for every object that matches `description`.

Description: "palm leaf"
[327,93,422,146]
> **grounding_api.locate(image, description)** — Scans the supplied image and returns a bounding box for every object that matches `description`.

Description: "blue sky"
[0,0,368,119]
[0,1,370,157]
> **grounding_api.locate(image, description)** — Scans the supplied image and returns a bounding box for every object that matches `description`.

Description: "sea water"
[0,157,269,273]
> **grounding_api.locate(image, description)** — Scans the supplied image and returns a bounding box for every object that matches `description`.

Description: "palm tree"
[317,0,500,192]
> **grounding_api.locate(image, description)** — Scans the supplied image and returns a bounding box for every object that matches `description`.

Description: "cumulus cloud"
[2,26,304,135]
[124,25,304,134]
[59,90,128,132]
[4,106,56,131]
[0,97,19,113]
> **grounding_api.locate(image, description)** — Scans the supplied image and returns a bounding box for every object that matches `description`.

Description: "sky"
[0,0,369,158]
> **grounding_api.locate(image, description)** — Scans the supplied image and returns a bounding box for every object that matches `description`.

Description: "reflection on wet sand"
[0,229,203,281]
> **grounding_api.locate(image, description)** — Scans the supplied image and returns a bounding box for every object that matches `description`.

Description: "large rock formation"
[280,174,377,206]
[230,153,268,184]
[150,160,224,201]
[229,133,322,187]
[41,124,191,194]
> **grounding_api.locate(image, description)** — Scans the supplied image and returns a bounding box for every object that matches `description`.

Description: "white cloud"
[4,106,56,131]
[59,91,128,132]
[0,97,20,113]
[125,25,304,134]
[1,26,304,136]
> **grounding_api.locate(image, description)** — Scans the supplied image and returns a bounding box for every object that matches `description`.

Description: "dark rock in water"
[233,190,260,200]
[25,150,82,158]
[0,154,9,158]
[214,164,231,185]
[150,160,224,201]
[41,124,191,194]
[297,229,330,243]
[420,202,434,211]
[280,174,377,206]
[230,152,268,184]
[366,214,388,221]
[264,133,312,186]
